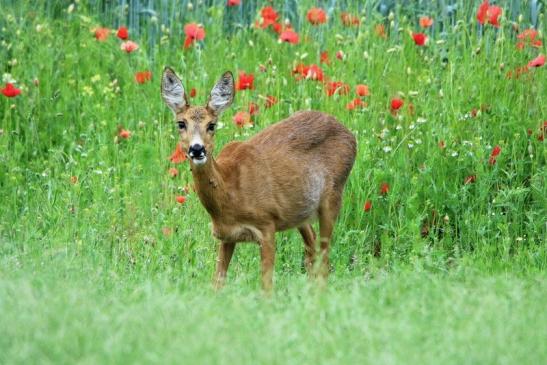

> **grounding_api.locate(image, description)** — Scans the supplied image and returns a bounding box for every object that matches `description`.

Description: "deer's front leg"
[213,241,235,290]
[259,231,276,292]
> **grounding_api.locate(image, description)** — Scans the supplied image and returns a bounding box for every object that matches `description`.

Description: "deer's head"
[161,68,234,166]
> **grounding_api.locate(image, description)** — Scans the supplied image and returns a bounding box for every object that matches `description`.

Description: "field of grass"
[1,1,546,364]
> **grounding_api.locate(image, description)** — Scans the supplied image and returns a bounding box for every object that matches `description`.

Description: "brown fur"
[162,69,356,291]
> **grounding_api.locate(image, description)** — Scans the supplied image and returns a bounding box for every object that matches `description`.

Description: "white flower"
[2,73,16,83]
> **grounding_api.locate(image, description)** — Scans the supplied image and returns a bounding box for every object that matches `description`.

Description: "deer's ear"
[207,71,234,116]
[161,67,188,113]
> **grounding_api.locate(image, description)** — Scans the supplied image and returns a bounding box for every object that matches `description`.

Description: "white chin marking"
[192,156,207,166]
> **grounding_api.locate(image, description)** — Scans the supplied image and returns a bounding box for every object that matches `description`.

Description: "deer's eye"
[177,120,187,130]
[207,123,216,132]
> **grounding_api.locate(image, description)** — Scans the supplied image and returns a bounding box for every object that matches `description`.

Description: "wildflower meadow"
[0,0,546,364]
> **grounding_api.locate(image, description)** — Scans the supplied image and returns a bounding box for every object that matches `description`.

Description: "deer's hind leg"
[298,224,316,274]
[317,192,342,279]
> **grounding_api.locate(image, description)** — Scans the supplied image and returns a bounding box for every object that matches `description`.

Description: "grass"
[1,260,546,365]
[0,1,546,364]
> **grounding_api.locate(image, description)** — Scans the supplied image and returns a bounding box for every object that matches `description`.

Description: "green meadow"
[0,1,545,364]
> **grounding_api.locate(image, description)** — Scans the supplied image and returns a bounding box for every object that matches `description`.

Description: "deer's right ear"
[161,67,188,113]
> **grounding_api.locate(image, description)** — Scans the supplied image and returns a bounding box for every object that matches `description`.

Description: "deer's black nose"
[188,144,206,157]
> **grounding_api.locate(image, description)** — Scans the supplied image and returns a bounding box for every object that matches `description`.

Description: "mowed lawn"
[1,0,546,364]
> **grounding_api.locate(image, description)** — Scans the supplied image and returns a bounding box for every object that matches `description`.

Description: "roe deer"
[161,68,356,291]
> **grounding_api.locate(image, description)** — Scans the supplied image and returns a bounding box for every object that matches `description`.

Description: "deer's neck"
[191,158,227,218]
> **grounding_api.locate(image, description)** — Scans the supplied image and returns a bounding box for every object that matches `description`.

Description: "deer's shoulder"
[217,140,262,165]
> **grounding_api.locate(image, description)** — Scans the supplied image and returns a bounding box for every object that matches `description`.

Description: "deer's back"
[250,111,352,153]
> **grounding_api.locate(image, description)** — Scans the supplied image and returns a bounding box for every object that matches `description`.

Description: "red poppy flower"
[412,32,427,46]
[375,24,387,39]
[464,175,476,184]
[118,128,131,139]
[476,1,489,24]
[407,102,415,116]
[355,84,370,97]
[189,88,197,97]
[537,121,547,141]
[249,102,259,115]
[305,64,324,81]
[506,65,530,79]
[261,6,278,26]
[325,81,350,97]
[517,29,542,49]
[227,0,240,6]
[162,227,173,236]
[320,50,330,65]
[488,145,501,165]
[419,16,433,28]
[1,83,21,98]
[528,54,545,68]
[490,145,501,158]
[176,195,186,204]
[120,41,139,53]
[346,98,366,111]
[390,98,404,111]
[336,50,345,60]
[264,95,278,108]
[135,71,152,84]
[117,26,128,40]
[279,28,299,44]
[169,143,187,164]
[517,29,538,40]
[346,101,356,111]
[340,12,360,27]
[293,64,324,81]
[256,7,282,34]
[380,182,390,195]
[236,72,254,91]
[307,7,327,25]
[438,140,446,149]
[233,111,252,128]
[94,27,109,41]
[273,22,283,34]
[477,1,502,28]
[293,63,307,74]
[184,23,205,49]
[168,167,179,178]
[363,200,372,212]
[487,6,502,27]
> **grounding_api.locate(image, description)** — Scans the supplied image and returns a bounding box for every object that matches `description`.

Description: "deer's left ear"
[207,71,234,116]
